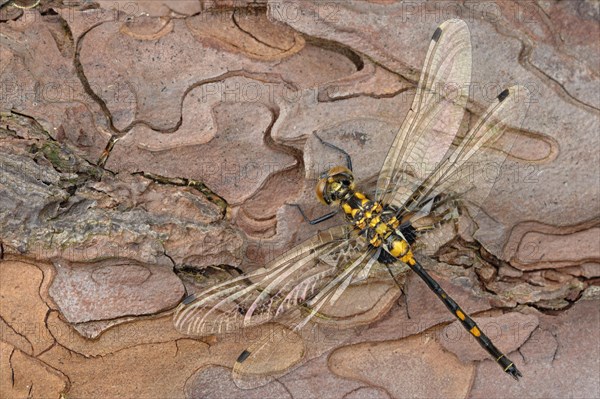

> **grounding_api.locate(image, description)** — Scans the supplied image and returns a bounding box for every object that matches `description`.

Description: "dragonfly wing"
[376,19,472,207]
[173,224,357,336]
[400,85,531,215]
[397,86,531,258]
[231,247,406,390]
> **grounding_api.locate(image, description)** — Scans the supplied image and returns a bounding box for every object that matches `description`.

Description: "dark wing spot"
[432,27,442,42]
[182,294,197,305]
[497,88,509,102]
[236,349,251,363]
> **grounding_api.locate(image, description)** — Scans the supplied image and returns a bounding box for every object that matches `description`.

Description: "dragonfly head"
[316,166,355,205]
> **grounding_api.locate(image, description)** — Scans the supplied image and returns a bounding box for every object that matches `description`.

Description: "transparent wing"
[398,85,531,216]
[376,19,472,206]
[173,225,370,337]
[231,247,407,390]
[388,85,531,260]
[174,222,407,390]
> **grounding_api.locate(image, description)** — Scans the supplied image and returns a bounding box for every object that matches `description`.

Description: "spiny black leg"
[407,258,522,380]
[313,131,353,171]
[287,203,338,225]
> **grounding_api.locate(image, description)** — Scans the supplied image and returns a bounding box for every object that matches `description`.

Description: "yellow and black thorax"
[315,166,417,264]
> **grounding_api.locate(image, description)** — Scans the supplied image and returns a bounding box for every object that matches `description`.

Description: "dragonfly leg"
[313,131,353,171]
[407,258,522,380]
[287,203,338,225]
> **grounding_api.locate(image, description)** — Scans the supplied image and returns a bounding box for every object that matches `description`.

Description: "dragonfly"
[173,19,530,388]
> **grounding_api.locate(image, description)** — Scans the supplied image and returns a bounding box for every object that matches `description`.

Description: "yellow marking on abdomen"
[470,326,481,337]
[504,362,515,372]
[389,239,408,257]
[456,310,466,320]
[400,250,414,264]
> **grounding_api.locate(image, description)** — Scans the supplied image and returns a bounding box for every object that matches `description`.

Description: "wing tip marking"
[432,27,442,42]
[497,88,510,102]
[236,349,251,363]
[182,294,197,305]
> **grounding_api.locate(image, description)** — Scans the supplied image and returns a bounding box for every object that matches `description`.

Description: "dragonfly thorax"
[337,189,415,264]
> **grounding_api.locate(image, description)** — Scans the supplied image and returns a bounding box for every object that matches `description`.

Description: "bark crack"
[232,8,290,52]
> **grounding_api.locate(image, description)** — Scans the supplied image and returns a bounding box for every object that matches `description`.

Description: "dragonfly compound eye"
[315,177,329,205]
[316,167,355,205]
